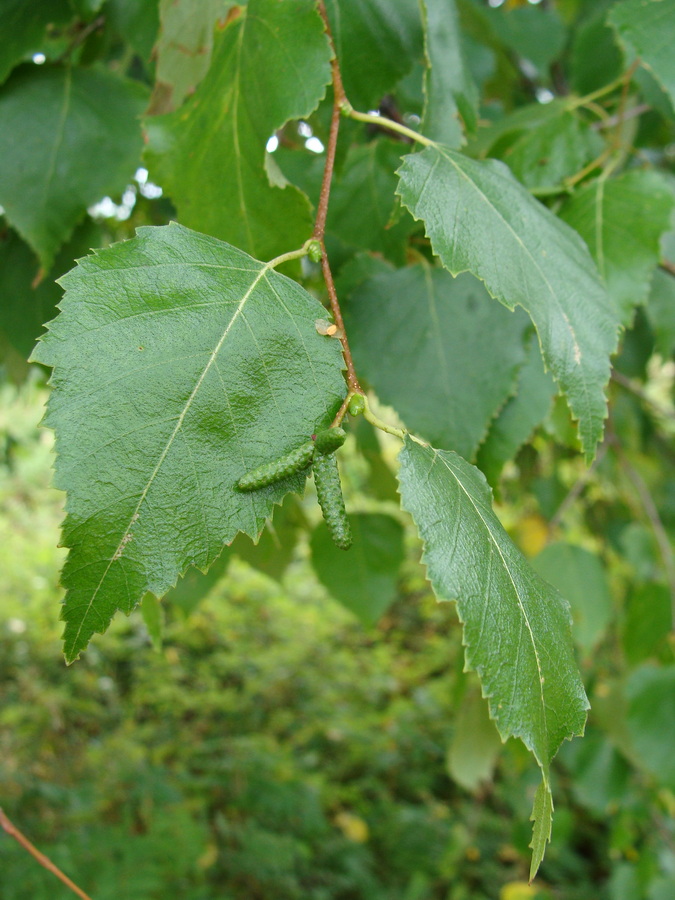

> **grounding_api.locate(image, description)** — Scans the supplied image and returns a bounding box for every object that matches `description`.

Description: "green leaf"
[646,269,675,358]
[397,436,588,875]
[570,4,623,95]
[343,262,530,460]
[529,779,554,883]
[149,0,237,114]
[140,592,164,650]
[559,170,675,325]
[532,543,613,656]
[0,221,101,361]
[446,687,502,791]
[490,4,567,74]
[476,336,556,486]
[161,548,230,618]
[609,0,675,109]
[324,0,422,111]
[310,513,404,627]
[232,494,301,582]
[0,0,73,86]
[396,145,619,460]
[470,101,603,192]
[421,0,478,148]
[31,223,346,661]
[626,664,675,788]
[0,65,147,268]
[326,140,413,265]
[144,0,332,261]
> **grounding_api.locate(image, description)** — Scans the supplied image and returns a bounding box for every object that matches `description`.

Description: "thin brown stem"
[611,370,675,423]
[313,1,361,396]
[660,258,675,278]
[0,808,93,900]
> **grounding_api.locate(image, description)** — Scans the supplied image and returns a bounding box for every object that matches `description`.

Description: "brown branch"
[314,1,361,398]
[0,808,93,900]
[611,370,675,423]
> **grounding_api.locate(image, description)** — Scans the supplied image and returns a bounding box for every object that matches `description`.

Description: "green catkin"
[313,453,352,550]
[236,441,315,492]
[313,426,347,455]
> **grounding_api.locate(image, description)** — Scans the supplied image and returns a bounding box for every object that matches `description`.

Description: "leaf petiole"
[341,102,436,148]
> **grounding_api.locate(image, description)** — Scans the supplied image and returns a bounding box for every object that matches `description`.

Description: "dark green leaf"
[532,543,613,656]
[469,101,603,192]
[140,592,164,649]
[232,494,302,582]
[397,145,619,459]
[570,4,623,95]
[491,4,567,73]
[324,0,423,111]
[31,223,346,661]
[609,0,675,109]
[0,0,73,86]
[559,170,675,325]
[149,0,237,114]
[0,221,100,361]
[398,436,588,874]
[144,0,332,260]
[476,336,555,486]
[310,512,404,626]
[422,0,478,148]
[107,0,161,63]
[0,65,147,267]
[326,140,413,265]
[343,262,530,460]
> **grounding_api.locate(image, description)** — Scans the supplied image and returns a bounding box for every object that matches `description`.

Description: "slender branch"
[591,102,650,131]
[0,808,93,900]
[565,65,640,112]
[363,396,405,440]
[313,1,361,395]
[57,14,105,62]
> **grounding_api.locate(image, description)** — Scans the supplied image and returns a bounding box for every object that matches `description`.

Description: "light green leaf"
[343,262,530,460]
[0,66,147,268]
[398,436,588,875]
[396,145,619,459]
[446,687,502,791]
[609,0,675,109]
[324,0,422,111]
[310,513,404,627]
[149,0,237,114]
[31,223,346,661]
[140,592,164,650]
[144,0,332,260]
[476,336,556,486]
[529,779,554,883]
[626,664,675,788]
[532,543,613,656]
[421,0,478,148]
[559,170,675,324]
